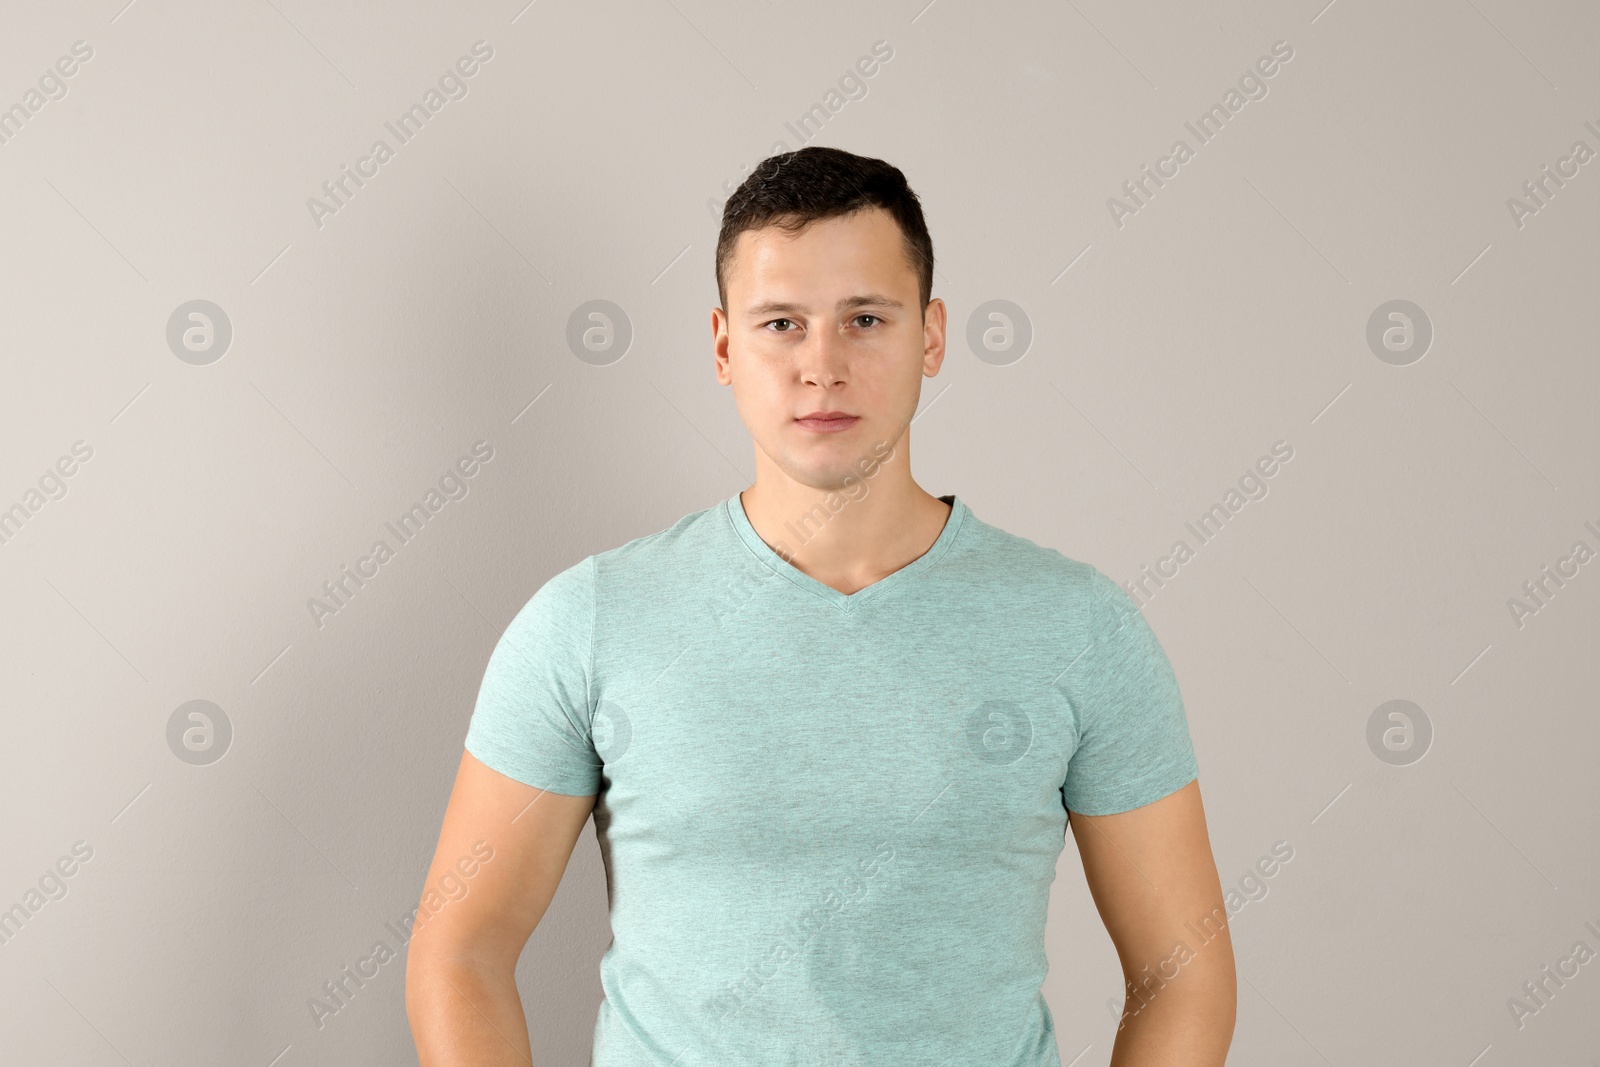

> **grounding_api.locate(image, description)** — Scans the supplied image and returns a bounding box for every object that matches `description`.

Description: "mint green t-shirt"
[464,491,1199,1066]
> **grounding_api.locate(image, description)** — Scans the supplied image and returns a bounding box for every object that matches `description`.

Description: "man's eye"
[765,319,796,332]
[854,314,881,328]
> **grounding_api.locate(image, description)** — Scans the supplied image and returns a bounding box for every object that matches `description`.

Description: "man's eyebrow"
[745,294,905,317]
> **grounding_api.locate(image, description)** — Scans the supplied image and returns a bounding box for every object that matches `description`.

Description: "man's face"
[713,206,946,493]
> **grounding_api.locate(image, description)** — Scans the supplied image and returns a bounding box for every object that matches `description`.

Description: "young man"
[407,147,1236,1065]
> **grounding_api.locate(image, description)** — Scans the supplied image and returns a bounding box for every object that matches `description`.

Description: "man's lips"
[795,414,860,433]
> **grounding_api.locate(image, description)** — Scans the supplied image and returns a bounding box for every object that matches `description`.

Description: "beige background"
[0,0,1596,1064]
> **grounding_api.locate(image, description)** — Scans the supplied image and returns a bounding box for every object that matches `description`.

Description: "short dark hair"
[715,146,934,315]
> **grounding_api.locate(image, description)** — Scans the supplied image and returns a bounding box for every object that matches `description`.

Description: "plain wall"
[0,0,1596,1063]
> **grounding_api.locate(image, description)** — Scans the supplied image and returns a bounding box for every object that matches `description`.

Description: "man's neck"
[739,477,953,596]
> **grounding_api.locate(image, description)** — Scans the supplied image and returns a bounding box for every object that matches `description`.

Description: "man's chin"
[770,444,894,496]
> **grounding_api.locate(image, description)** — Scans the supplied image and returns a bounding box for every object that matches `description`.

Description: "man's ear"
[712,307,733,385]
[921,297,948,376]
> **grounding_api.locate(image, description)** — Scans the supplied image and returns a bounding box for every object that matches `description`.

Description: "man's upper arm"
[408,750,596,973]
[415,556,601,970]
[1058,569,1199,817]
[1068,779,1233,984]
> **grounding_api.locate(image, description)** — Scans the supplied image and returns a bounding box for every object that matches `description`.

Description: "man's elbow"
[404,945,453,1031]
[1117,951,1237,1048]
[405,938,504,1026]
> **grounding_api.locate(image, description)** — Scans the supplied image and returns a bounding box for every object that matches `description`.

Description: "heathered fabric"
[464,490,1200,1066]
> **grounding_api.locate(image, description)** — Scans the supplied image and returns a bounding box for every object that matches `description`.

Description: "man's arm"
[406,749,596,1066]
[1069,779,1237,1066]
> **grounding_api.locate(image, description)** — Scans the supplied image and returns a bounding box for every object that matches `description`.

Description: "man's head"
[714,147,934,314]
[712,147,946,495]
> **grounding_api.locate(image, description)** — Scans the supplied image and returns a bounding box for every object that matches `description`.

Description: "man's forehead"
[728,212,914,306]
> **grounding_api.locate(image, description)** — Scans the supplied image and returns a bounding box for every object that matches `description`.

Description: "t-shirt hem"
[465,739,600,797]
[1063,758,1198,817]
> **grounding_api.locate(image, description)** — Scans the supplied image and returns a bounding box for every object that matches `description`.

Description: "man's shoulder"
[513,498,731,611]
[955,506,1113,603]
[590,496,731,570]
[535,496,737,605]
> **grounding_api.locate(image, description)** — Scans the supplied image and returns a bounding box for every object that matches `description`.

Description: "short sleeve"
[1058,569,1199,816]
[463,556,601,796]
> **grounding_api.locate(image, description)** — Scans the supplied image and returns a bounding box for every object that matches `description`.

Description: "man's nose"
[798,325,848,386]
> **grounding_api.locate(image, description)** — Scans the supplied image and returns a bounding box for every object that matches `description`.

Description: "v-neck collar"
[723,490,969,613]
